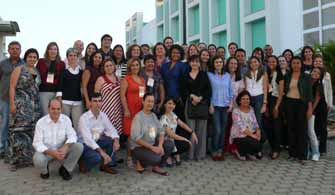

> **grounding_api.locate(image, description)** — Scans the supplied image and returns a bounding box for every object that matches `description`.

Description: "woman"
[94,59,123,135]
[199,49,210,71]
[244,56,268,146]
[130,93,173,176]
[313,54,332,154]
[152,42,168,72]
[126,44,142,60]
[216,47,226,61]
[282,49,294,64]
[181,55,211,160]
[36,42,65,115]
[160,44,189,118]
[228,42,238,57]
[141,54,165,114]
[7,48,41,171]
[230,90,262,160]
[207,56,233,161]
[265,55,284,159]
[59,48,83,131]
[301,46,314,73]
[252,47,265,65]
[112,44,127,79]
[160,97,198,166]
[278,56,290,76]
[208,44,217,58]
[284,56,312,164]
[187,44,199,61]
[308,67,324,161]
[120,58,145,167]
[83,42,98,69]
[82,51,104,109]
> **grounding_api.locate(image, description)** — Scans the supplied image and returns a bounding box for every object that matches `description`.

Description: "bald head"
[48,99,62,122]
[73,40,84,54]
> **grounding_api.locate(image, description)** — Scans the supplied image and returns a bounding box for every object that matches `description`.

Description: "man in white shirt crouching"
[32,99,84,180]
[78,93,120,174]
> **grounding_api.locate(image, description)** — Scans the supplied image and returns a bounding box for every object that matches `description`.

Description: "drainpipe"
[182,0,187,44]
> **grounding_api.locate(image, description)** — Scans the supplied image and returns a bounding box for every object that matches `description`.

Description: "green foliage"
[314,41,335,90]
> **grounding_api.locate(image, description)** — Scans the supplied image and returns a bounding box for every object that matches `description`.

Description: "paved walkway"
[0,140,334,195]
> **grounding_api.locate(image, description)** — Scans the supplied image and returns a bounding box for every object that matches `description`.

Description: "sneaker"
[59,166,72,181]
[311,154,320,161]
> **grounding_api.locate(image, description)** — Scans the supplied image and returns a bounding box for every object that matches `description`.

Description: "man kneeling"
[33,99,84,180]
[78,93,120,174]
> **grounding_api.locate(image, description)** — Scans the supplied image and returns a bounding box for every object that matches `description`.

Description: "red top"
[36,58,65,92]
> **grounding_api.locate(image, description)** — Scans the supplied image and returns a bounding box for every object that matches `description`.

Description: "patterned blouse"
[229,107,259,144]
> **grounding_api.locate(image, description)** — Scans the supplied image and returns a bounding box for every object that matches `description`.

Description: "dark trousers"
[234,137,262,156]
[173,139,190,155]
[132,139,174,167]
[285,98,308,160]
[264,96,282,152]
[314,98,328,153]
[81,136,114,171]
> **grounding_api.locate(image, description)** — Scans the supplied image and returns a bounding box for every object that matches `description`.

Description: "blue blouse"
[207,72,233,107]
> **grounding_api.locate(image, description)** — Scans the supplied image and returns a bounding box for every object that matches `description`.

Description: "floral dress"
[5,65,41,167]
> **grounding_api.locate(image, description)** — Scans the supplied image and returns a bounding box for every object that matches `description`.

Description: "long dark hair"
[209,55,224,74]
[199,49,210,71]
[225,56,241,81]
[245,56,264,81]
[84,42,98,65]
[252,47,265,63]
[43,42,62,64]
[301,46,314,62]
[112,44,126,65]
[152,42,167,58]
[160,97,177,115]
[126,44,142,60]
[89,51,104,68]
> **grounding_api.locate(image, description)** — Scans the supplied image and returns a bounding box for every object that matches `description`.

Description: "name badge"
[92,128,101,141]
[149,127,156,139]
[139,86,145,98]
[46,73,54,84]
[147,78,154,87]
[116,69,122,78]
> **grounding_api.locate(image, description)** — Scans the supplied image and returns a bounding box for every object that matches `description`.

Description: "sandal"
[152,169,169,176]
[136,160,144,174]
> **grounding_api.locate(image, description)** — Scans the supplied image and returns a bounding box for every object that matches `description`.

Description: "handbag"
[187,98,209,119]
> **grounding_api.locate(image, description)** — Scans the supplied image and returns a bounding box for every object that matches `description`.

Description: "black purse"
[187,99,209,120]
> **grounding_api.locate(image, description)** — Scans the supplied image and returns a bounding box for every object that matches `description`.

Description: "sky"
[1,0,156,58]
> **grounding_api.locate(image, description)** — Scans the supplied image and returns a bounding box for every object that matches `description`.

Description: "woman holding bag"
[181,55,211,161]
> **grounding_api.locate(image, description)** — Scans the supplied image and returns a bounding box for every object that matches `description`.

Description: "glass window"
[303,0,318,10]
[251,18,266,49]
[251,0,265,13]
[188,5,200,36]
[218,0,227,25]
[172,16,180,42]
[171,0,179,13]
[322,0,334,5]
[322,6,335,26]
[157,25,164,42]
[304,31,320,45]
[303,11,319,30]
[323,28,335,43]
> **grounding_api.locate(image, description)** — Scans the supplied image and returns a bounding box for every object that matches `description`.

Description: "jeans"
[0,99,9,152]
[81,136,115,171]
[39,92,56,116]
[211,106,229,154]
[250,94,266,142]
[307,115,320,158]
[62,103,83,132]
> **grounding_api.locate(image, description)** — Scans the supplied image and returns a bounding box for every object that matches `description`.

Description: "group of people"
[0,34,332,180]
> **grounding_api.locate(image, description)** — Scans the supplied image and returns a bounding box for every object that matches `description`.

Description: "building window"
[212,0,226,27]
[171,0,179,13]
[171,16,180,42]
[303,11,319,30]
[322,0,334,5]
[303,0,318,10]
[251,0,265,13]
[323,28,335,43]
[158,24,164,42]
[322,6,335,26]
[188,5,200,36]
[304,31,320,45]
[213,31,227,48]
[157,5,164,22]
[251,18,266,49]
[189,39,200,44]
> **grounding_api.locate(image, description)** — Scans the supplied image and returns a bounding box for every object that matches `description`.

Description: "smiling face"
[267,57,277,72]
[228,44,237,56]
[48,45,58,60]
[217,48,225,59]
[214,57,224,73]
[189,45,199,56]
[155,44,166,57]
[304,48,313,60]
[144,58,155,71]
[228,58,238,74]
[8,43,21,59]
[164,99,176,114]
[102,37,112,48]
[249,58,260,71]
[313,57,324,68]
[131,46,141,58]
[239,94,250,108]
[48,99,62,122]
[284,51,293,62]
[291,58,302,73]
[170,48,181,62]
[86,44,97,56]
[93,53,103,67]
[130,60,140,75]
[104,60,116,75]
[200,51,210,63]
[208,46,216,57]
[26,52,39,67]
[190,58,200,71]
[142,95,155,112]
[311,68,321,80]
[67,52,78,65]
[279,56,288,70]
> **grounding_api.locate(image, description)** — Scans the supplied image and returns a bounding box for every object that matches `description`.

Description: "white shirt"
[33,114,78,153]
[78,110,119,150]
[245,70,264,96]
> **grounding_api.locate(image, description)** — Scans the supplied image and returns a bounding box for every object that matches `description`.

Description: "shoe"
[40,165,49,179]
[59,166,72,180]
[175,160,182,166]
[311,154,320,161]
[152,169,169,176]
[256,152,263,160]
[100,165,118,175]
[216,155,225,161]
[212,155,218,161]
[136,161,144,174]
[247,154,257,161]
[78,159,87,173]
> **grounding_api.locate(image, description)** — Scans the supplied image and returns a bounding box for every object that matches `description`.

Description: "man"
[235,48,248,77]
[98,34,113,60]
[163,36,173,51]
[78,93,120,174]
[73,40,85,69]
[0,41,24,156]
[264,44,273,64]
[33,99,83,180]
[141,44,151,57]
